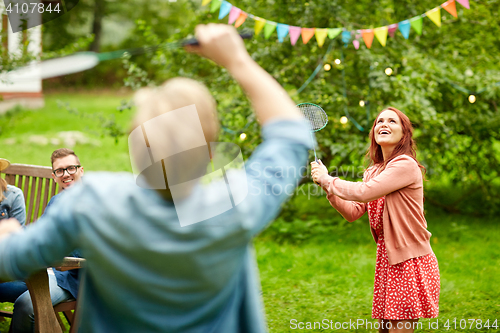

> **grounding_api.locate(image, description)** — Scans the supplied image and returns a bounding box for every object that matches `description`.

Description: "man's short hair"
[51,148,81,167]
[130,77,219,191]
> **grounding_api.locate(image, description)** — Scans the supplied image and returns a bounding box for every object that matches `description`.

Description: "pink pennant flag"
[456,0,469,9]
[228,7,241,25]
[388,24,398,38]
[289,26,301,46]
[353,40,360,49]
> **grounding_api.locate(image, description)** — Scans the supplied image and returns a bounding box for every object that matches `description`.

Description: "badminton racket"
[297,103,328,184]
[297,103,328,163]
[1,31,254,82]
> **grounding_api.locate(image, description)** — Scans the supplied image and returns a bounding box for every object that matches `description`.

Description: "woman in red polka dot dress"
[311,107,440,333]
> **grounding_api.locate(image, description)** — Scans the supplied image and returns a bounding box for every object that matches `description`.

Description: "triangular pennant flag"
[228,7,241,25]
[374,26,388,46]
[398,20,411,39]
[277,24,289,43]
[442,0,458,18]
[328,28,342,39]
[254,18,266,36]
[353,39,360,49]
[218,1,232,19]
[210,0,221,13]
[235,12,247,28]
[425,7,441,27]
[410,16,423,35]
[301,28,315,44]
[315,28,328,47]
[341,31,351,45]
[456,0,469,9]
[264,21,277,39]
[388,24,398,38]
[202,0,211,6]
[362,29,374,49]
[289,26,301,45]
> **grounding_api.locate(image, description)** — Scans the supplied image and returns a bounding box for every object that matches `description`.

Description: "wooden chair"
[1,163,83,332]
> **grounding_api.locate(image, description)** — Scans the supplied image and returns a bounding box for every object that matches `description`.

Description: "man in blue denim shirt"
[0,25,312,332]
[0,149,84,332]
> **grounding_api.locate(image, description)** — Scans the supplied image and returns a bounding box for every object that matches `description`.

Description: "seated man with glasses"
[0,148,83,333]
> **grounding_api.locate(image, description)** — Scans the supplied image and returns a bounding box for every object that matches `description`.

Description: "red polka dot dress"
[368,196,440,320]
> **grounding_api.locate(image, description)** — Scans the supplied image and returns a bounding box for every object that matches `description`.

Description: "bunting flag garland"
[374,26,388,46]
[234,12,247,28]
[398,20,411,39]
[426,7,441,27]
[277,24,290,42]
[202,0,471,49]
[362,30,374,49]
[210,0,221,13]
[315,29,328,47]
[301,28,315,44]
[456,0,470,9]
[264,21,277,39]
[328,28,342,40]
[442,0,458,18]
[254,18,266,36]
[388,24,398,38]
[228,7,241,25]
[289,26,301,45]
[218,1,232,19]
[341,31,351,45]
[410,16,423,35]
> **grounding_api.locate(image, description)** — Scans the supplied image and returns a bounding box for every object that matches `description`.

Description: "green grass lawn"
[0,92,134,172]
[1,93,499,332]
[256,207,500,332]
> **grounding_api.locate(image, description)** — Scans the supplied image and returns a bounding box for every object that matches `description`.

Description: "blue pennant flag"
[341,31,351,45]
[277,24,290,42]
[218,1,232,19]
[398,20,411,39]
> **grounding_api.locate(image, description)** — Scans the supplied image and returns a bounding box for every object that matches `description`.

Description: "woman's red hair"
[366,107,426,174]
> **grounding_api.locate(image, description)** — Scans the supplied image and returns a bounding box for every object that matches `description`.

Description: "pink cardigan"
[317,155,433,265]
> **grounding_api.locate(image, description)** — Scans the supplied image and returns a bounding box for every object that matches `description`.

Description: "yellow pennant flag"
[374,26,388,47]
[201,0,211,6]
[254,18,266,36]
[315,29,328,47]
[426,7,441,27]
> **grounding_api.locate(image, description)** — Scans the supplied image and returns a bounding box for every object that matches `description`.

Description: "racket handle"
[181,32,254,46]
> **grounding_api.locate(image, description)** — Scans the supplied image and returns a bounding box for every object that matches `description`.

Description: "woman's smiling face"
[374,110,403,148]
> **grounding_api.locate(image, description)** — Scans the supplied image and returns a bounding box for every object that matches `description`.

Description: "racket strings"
[299,104,328,131]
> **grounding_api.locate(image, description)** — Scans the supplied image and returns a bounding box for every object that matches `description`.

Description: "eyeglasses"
[53,165,81,178]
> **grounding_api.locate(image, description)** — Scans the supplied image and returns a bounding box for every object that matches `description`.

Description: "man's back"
[0,119,310,332]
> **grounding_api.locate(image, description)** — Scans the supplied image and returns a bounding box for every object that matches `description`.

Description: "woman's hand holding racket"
[311,160,328,184]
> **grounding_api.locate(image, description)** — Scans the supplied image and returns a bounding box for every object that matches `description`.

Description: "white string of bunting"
[201,0,470,48]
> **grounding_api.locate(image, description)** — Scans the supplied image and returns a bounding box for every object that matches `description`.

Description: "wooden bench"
[1,163,84,333]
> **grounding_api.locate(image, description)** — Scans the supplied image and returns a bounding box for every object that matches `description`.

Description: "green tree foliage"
[120,0,500,214]
[40,0,500,214]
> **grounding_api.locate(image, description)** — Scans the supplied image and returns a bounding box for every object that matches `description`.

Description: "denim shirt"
[0,119,312,333]
[45,194,82,299]
[0,185,26,226]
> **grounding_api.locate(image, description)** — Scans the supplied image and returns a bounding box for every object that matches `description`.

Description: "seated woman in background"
[0,158,29,314]
[0,159,26,226]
